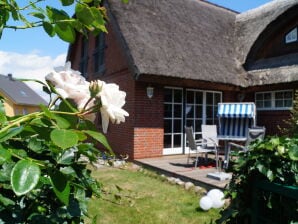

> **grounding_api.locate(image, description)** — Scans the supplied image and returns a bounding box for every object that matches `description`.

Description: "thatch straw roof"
[107,0,246,86]
[235,0,298,66]
[106,0,298,87]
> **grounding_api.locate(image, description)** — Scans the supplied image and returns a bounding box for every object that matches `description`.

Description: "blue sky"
[0,0,272,100]
[208,0,272,13]
[0,0,272,58]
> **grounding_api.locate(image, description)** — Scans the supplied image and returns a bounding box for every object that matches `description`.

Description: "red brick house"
[67,0,298,159]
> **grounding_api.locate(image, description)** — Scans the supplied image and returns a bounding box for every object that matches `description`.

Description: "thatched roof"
[235,0,298,66]
[106,0,298,87]
[107,0,247,86]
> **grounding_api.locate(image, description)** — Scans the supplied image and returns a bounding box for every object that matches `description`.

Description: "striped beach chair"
[217,102,256,138]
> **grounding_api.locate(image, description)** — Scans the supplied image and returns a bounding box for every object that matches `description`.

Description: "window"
[164,88,183,152]
[79,38,89,78]
[20,90,28,97]
[285,27,297,44]
[256,90,293,110]
[93,32,105,75]
[22,108,28,115]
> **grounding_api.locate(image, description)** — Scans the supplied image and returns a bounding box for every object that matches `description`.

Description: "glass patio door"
[163,88,183,155]
[163,87,221,155]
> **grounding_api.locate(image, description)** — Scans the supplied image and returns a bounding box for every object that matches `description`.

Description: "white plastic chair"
[185,126,219,168]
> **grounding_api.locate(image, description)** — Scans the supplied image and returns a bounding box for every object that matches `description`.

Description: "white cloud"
[0,51,67,102]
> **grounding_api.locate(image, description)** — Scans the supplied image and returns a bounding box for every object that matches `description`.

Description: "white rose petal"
[98,81,129,133]
[45,62,129,130]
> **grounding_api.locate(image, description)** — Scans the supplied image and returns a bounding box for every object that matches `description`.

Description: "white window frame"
[285,27,297,44]
[255,90,293,110]
[163,87,184,154]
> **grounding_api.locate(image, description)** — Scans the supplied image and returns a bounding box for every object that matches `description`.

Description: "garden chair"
[225,126,266,168]
[185,126,219,168]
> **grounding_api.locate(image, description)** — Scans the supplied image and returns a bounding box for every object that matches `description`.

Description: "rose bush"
[0,63,128,223]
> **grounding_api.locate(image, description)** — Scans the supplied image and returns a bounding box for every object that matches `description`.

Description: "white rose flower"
[98,81,129,133]
[45,62,94,111]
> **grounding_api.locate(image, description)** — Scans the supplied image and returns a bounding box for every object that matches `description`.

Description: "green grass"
[86,165,220,224]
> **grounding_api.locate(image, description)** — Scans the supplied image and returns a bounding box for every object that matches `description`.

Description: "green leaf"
[28,138,43,153]
[11,160,41,196]
[29,12,45,19]
[57,148,75,165]
[75,3,94,26]
[53,114,71,129]
[58,101,78,128]
[61,0,74,6]
[0,99,7,124]
[83,130,112,151]
[0,147,11,165]
[0,194,15,206]
[266,170,274,181]
[50,129,78,149]
[288,145,298,161]
[0,126,24,142]
[46,6,69,21]
[55,22,76,43]
[50,170,70,205]
[60,166,77,177]
[90,7,106,32]
[43,21,55,37]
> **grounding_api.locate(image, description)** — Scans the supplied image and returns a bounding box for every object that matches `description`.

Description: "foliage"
[87,166,220,224]
[0,64,128,223]
[217,137,298,224]
[0,0,127,43]
[280,89,298,137]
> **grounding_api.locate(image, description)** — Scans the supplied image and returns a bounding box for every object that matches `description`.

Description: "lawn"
[86,164,221,224]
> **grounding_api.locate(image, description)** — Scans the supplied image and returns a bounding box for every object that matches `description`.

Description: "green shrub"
[217,137,298,224]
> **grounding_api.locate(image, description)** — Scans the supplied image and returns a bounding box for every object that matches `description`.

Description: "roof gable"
[0,74,47,106]
[235,0,298,66]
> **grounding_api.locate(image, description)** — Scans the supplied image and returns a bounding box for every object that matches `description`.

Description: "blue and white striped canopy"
[217,103,255,118]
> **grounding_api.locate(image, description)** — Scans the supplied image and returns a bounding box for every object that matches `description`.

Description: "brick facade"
[67,14,298,160]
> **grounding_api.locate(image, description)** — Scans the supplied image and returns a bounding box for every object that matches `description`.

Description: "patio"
[135,154,232,190]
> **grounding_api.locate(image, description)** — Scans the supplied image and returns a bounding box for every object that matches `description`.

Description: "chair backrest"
[201,125,218,147]
[185,126,197,150]
[218,103,256,138]
[245,126,266,147]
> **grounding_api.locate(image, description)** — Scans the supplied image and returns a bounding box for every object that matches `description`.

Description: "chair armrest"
[228,142,245,151]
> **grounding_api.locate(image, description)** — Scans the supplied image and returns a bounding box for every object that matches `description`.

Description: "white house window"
[285,27,297,44]
[256,90,293,110]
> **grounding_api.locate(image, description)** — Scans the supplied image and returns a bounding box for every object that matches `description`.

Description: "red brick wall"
[133,82,164,158]
[256,110,290,136]
[95,23,136,159]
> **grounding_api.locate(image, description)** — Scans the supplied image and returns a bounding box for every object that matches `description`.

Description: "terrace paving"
[135,155,232,190]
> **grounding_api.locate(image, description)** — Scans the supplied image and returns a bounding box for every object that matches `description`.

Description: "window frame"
[285,27,298,44]
[79,38,89,79]
[93,32,105,76]
[255,90,293,110]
